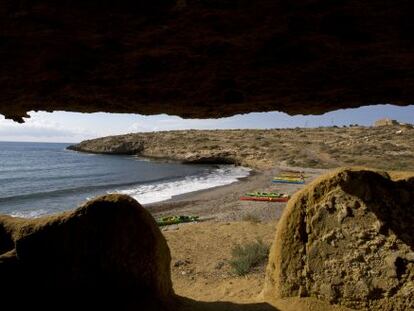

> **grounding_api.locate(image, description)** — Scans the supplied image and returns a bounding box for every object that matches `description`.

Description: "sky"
[0,104,413,143]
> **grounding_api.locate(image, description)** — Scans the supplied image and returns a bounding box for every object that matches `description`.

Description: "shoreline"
[144,169,258,207]
[67,145,326,223]
[147,166,327,223]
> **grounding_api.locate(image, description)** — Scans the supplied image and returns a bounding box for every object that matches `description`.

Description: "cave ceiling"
[1,0,413,122]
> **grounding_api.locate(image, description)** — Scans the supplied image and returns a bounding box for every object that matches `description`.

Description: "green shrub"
[229,240,269,276]
[242,213,261,224]
[287,159,296,166]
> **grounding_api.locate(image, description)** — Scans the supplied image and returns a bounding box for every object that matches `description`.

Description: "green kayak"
[157,215,199,226]
[245,191,288,198]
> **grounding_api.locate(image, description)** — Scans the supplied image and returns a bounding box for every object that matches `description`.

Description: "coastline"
[66,126,414,172]
[66,143,327,223]
[147,166,326,223]
[145,169,258,205]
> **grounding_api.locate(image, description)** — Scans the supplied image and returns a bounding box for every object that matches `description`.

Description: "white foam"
[10,209,49,219]
[112,165,251,205]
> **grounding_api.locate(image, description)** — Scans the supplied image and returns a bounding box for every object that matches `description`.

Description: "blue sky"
[0,104,413,143]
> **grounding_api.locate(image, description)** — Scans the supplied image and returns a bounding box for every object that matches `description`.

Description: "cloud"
[1,104,412,143]
[0,113,97,142]
[127,114,241,132]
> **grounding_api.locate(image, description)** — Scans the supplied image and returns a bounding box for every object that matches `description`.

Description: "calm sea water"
[0,142,250,218]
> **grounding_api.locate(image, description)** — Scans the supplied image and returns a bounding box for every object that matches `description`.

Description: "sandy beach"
[148,165,356,311]
[147,165,326,223]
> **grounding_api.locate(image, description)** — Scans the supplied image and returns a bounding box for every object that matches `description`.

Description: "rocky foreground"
[68,125,414,171]
[1,168,413,310]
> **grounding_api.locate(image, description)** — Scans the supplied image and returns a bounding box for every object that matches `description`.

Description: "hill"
[68,125,414,171]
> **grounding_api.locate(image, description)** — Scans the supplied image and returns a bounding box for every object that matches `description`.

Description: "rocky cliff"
[1,0,414,122]
[68,126,414,171]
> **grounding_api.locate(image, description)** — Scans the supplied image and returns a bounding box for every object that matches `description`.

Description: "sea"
[0,141,250,218]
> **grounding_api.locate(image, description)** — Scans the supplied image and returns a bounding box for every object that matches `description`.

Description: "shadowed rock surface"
[1,0,414,122]
[0,194,173,310]
[264,168,414,310]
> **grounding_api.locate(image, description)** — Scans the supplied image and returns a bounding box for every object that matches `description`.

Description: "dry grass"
[229,239,269,276]
[242,213,261,224]
[71,125,414,171]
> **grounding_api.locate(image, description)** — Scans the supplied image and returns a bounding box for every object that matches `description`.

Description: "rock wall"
[264,168,414,310]
[1,0,414,122]
[0,194,173,310]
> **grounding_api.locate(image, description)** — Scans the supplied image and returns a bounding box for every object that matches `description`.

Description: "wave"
[113,165,251,205]
[0,172,112,183]
[2,165,250,218]
[10,209,49,219]
[0,175,184,203]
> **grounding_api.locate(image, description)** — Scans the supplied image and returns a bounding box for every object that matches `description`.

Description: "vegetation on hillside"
[70,125,414,171]
[230,239,270,276]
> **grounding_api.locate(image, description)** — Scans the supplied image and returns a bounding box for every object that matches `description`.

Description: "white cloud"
[0,113,97,142]
[127,114,237,132]
[0,104,412,143]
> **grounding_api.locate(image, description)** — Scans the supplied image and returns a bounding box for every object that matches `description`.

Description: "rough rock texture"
[68,126,414,170]
[1,0,414,122]
[0,194,173,310]
[264,168,414,311]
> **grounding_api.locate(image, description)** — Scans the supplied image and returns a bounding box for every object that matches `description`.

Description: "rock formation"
[264,168,414,310]
[0,194,173,310]
[1,0,414,122]
[67,127,414,171]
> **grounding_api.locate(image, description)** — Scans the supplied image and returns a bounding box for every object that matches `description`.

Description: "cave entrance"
[0,105,413,309]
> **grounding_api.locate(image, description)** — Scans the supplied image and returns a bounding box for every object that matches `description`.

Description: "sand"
[144,166,353,310]
[148,166,326,222]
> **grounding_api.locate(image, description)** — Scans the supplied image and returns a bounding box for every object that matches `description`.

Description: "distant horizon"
[0,140,73,144]
[0,104,413,143]
[0,122,409,145]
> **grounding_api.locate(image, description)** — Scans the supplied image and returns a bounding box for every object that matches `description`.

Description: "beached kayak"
[245,191,288,198]
[157,215,199,226]
[240,196,289,202]
[279,173,307,178]
[272,179,305,184]
[273,176,304,181]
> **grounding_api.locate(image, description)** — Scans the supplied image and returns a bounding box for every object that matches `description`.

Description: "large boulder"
[0,194,173,310]
[264,168,414,310]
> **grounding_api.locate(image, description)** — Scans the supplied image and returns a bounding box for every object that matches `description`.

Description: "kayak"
[157,215,199,226]
[245,191,288,198]
[279,173,308,178]
[240,196,289,202]
[273,176,304,181]
[272,179,305,184]
[279,171,307,178]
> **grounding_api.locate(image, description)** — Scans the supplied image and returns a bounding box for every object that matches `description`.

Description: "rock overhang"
[1,0,414,122]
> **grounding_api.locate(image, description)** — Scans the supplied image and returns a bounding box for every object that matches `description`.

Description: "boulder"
[0,194,173,310]
[264,168,414,311]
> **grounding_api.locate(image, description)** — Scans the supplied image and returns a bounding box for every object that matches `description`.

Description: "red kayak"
[240,196,289,202]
